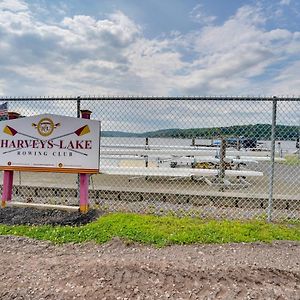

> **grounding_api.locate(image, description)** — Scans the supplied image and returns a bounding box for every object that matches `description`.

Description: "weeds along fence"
[0,97,299,221]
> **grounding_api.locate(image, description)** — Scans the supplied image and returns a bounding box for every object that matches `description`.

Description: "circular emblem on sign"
[37,118,55,137]
[7,161,11,166]
[58,163,63,168]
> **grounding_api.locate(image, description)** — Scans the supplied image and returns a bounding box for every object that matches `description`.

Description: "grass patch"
[281,154,300,166]
[0,213,300,247]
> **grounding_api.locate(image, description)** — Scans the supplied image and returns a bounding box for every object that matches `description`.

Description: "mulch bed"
[0,207,103,226]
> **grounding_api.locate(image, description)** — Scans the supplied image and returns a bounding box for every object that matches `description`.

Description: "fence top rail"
[0,96,299,101]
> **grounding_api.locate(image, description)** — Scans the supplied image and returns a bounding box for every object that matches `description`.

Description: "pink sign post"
[1,112,20,208]
[79,109,92,213]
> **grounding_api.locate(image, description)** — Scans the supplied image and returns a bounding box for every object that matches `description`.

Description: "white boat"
[101,148,273,158]
[100,166,263,178]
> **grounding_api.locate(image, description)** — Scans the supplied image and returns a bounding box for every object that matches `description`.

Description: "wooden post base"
[79,204,89,214]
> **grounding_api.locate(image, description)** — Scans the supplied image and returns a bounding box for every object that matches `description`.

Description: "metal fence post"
[77,98,81,118]
[76,97,81,201]
[267,98,277,222]
[145,137,149,167]
[219,137,226,180]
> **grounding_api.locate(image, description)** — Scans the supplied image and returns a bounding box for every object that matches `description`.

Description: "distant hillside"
[101,131,139,137]
[102,124,300,140]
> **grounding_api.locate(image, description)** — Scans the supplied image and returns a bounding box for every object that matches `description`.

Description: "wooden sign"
[0,114,100,174]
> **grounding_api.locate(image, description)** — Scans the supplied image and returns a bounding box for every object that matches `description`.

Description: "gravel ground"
[0,237,299,299]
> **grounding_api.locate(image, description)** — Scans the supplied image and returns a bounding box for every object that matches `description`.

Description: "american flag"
[0,102,8,120]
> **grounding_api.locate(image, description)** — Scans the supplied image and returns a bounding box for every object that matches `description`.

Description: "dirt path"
[0,236,299,299]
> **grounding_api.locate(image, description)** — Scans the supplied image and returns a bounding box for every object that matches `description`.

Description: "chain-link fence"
[0,97,299,221]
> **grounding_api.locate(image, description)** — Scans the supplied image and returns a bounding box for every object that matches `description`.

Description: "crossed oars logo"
[2,124,91,156]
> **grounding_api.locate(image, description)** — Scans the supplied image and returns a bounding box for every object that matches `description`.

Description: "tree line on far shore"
[102,124,300,140]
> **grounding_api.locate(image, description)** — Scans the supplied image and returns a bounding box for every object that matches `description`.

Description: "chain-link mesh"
[0,98,299,221]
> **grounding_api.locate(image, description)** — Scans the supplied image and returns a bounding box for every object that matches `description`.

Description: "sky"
[0,0,300,97]
[0,0,300,131]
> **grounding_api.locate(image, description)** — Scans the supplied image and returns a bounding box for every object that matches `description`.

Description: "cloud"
[61,11,140,48]
[0,0,299,101]
[0,5,143,95]
[189,4,216,25]
[280,0,291,5]
[0,79,5,95]
[265,61,300,95]
[0,0,28,12]
[168,5,300,95]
